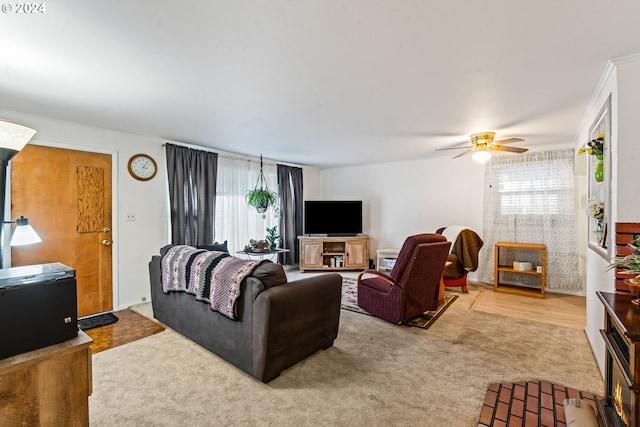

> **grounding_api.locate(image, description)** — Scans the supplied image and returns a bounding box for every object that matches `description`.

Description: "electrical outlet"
[126,213,136,221]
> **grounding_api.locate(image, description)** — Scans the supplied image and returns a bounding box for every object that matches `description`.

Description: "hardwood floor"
[83,308,164,354]
[470,285,586,329]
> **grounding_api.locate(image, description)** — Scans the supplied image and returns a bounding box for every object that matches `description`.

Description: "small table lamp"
[9,216,42,246]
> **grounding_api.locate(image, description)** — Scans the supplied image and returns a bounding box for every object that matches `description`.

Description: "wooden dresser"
[0,331,93,427]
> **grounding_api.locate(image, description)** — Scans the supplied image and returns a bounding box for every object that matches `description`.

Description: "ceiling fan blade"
[492,145,529,153]
[435,145,474,151]
[452,149,475,159]
[493,138,525,145]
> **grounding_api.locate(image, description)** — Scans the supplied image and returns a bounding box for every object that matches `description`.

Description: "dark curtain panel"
[277,165,303,265]
[166,144,218,245]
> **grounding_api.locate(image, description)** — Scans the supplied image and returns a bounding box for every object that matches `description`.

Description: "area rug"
[78,312,119,331]
[341,277,372,316]
[341,277,458,329]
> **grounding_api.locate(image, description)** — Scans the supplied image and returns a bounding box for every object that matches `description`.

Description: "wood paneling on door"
[11,145,113,317]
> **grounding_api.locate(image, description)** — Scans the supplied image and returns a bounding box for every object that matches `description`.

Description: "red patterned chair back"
[400,240,451,319]
[357,233,451,323]
[390,234,448,282]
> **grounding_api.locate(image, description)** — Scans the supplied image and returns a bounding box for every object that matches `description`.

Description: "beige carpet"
[91,285,603,427]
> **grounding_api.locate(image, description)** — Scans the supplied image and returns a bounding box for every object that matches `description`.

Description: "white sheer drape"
[477,149,581,290]
[214,157,278,254]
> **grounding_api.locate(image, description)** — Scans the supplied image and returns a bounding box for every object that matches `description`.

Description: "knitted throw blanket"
[161,245,259,320]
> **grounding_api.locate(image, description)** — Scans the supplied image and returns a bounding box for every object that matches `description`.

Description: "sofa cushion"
[251,261,287,288]
[159,244,177,257]
[197,240,229,253]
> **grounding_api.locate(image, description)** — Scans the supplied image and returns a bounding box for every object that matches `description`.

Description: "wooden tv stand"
[298,235,369,272]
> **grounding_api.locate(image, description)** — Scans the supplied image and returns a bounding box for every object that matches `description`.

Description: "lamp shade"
[10,216,42,246]
[0,120,37,151]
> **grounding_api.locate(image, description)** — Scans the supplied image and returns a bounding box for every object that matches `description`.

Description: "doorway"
[10,144,113,317]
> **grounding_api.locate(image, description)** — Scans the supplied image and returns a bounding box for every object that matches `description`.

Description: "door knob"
[102,239,111,246]
[103,227,110,233]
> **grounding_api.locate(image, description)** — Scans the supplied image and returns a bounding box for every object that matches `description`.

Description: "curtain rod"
[162,140,303,168]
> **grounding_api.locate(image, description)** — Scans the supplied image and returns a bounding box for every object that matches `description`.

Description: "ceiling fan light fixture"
[472,150,491,163]
[436,131,527,159]
[470,132,495,146]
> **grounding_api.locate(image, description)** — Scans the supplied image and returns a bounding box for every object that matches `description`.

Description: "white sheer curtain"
[477,149,581,290]
[214,157,278,254]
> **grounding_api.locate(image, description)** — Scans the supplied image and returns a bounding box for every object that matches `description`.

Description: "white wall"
[577,64,617,377]
[579,56,640,377]
[0,108,326,310]
[319,156,486,275]
[616,59,640,219]
[0,109,169,310]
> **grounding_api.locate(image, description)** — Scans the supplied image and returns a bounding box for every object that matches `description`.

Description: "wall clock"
[128,154,157,181]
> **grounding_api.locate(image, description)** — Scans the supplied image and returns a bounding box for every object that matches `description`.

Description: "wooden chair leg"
[438,277,445,306]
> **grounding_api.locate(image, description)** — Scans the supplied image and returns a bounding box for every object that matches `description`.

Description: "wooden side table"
[0,331,93,427]
[494,242,546,298]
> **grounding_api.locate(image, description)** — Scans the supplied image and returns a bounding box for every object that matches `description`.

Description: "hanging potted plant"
[246,155,278,214]
[246,187,278,213]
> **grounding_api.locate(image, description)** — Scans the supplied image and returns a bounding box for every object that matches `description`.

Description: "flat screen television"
[304,200,362,236]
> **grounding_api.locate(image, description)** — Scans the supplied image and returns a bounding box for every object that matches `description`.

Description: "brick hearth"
[478,380,601,427]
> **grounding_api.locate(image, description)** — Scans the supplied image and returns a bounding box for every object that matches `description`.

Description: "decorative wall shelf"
[587,96,612,260]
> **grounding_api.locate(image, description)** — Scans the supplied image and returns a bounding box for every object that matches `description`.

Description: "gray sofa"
[149,246,342,383]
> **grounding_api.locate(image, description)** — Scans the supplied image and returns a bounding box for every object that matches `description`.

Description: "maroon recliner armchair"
[356,234,451,324]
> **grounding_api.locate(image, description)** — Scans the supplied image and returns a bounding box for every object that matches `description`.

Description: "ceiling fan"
[436,132,528,160]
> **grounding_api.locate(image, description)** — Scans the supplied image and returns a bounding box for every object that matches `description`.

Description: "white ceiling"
[2,1,640,167]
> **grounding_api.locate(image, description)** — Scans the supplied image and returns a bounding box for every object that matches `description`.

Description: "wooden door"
[10,145,113,317]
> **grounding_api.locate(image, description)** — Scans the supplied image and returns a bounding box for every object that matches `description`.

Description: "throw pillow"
[251,261,287,288]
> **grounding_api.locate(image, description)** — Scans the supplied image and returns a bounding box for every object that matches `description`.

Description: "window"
[214,157,278,253]
[478,149,581,290]
[497,159,575,216]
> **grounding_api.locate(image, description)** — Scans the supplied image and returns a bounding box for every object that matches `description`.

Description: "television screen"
[304,200,363,236]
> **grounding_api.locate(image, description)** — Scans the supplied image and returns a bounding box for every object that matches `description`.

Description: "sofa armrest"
[252,273,342,382]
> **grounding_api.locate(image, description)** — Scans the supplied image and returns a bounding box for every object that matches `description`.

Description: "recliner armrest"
[357,269,394,285]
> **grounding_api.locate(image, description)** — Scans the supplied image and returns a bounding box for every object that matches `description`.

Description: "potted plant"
[246,155,278,214]
[265,226,281,249]
[246,188,278,213]
[577,133,605,182]
[609,238,640,305]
